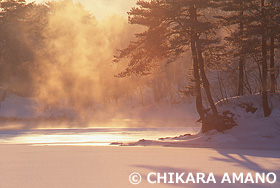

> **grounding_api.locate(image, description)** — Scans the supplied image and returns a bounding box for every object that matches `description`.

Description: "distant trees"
[214,0,254,96]
[0,0,31,94]
[0,0,48,96]
[214,0,280,117]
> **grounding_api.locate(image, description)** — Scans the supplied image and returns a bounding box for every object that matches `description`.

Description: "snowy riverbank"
[120,94,280,150]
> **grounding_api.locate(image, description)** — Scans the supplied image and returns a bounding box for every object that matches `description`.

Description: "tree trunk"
[0,90,7,102]
[196,39,218,115]
[189,5,236,133]
[190,30,204,120]
[261,0,271,117]
[190,5,218,116]
[238,3,244,96]
[270,37,276,93]
[238,56,245,96]
[189,5,204,121]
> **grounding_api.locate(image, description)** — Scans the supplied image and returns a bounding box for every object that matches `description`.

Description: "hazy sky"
[26,0,137,20]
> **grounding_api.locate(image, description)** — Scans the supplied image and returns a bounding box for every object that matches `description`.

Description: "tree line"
[114,0,280,132]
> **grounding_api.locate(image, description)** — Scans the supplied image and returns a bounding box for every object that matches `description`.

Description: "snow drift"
[122,93,280,150]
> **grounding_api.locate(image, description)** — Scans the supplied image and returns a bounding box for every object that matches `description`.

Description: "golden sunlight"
[26,0,137,20]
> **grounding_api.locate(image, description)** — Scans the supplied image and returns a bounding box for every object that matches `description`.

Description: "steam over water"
[24,0,190,120]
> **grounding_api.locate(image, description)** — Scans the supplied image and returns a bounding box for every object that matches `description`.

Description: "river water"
[0,127,199,146]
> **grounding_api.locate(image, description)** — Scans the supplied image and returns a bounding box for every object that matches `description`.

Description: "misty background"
[0,0,195,129]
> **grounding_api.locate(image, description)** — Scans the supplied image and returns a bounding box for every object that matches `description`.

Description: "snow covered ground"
[0,145,279,188]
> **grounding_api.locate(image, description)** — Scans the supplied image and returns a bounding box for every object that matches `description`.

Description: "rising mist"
[0,0,190,123]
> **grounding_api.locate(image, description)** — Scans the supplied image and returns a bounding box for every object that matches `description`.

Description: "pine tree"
[115,0,236,132]
[214,0,257,96]
[245,0,274,117]
[215,0,280,117]
[246,0,280,116]
[267,0,280,93]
